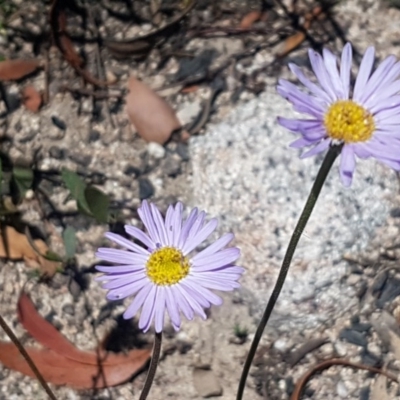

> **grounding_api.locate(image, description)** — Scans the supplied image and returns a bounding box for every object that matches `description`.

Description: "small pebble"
[138,177,155,199]
[147,142,166,159]
[336,380,348,398]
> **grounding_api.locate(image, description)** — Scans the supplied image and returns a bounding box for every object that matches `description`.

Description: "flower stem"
[0,314,57,400]
[139,332,162,400]
[236,144,341,400]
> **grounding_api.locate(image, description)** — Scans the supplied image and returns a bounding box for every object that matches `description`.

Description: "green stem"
[236,144,341,400]
[0,314,57,400]
[139,332,162,400]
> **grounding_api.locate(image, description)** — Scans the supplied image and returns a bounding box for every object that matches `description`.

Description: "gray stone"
[193,368,223,398]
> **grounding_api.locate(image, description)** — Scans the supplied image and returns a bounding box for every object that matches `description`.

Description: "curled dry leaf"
[21,85,42,112]
[126,76,181,144]
[0,292,151,389]
[0,226,60,276]
[0,59,42,81]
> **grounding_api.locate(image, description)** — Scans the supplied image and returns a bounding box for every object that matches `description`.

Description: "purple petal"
[184,278,223,306]
[308,49,337,101]
[96,248,149,264]
[288,63,331,103]
[353,46,375,102]
[192,248,240,271]
[175,284,206,319]
[177,208,199,248]
[339,145,356,187]
[101,272,146,289]
[192,233,234,262]
[124,225,155,250]
[289,137,318,149]
[164,205,175,245]
[105,232,150,255]
[165,286,181,330]
[172,203,183,247]
[339,43,352,99]
[107,276,148,300]
[154,287,166,333]
[138,201,161,244]
[123,282,153,318]
[182,218,218,255]
[96,264,144,273]
[300,138,331,158]
[138,285,157,332]
[172,285,194,321]
[150,203,168,246]
[323,48,344,98]
[359,55,397,104]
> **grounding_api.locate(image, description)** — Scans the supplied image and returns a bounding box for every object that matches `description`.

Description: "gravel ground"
[2,0,400,399]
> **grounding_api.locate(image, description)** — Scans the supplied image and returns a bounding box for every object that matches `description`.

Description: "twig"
[290,358,398,400]
[0,315,57,400]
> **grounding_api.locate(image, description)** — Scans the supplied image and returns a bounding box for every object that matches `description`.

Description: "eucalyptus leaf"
[62,226,76,260]
[85,186,110,223]
[61,169,91,215]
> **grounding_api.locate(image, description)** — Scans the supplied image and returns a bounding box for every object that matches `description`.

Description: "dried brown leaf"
[0,59,42,81]
[0,226,60,276]
[239,11,262,29]
[126,76,181,144]
[0,342,150,389]
[21,85,42,112]
[0,291,152,389]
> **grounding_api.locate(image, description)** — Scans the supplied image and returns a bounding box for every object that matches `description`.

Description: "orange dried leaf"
[0,59,41,81]
[126,76,181,144]
[0,226,60,276]
[21,85,42,112]
[2,292,151,389]
[0,342,150,389]
[239,11,262,29]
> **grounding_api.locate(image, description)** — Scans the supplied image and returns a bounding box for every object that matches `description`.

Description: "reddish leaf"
[0,59,42,81]
[21,85,42,112]
[4,292,151,388]
[0,342,150,389]
[126,76,181,144]
[17,292,96,363]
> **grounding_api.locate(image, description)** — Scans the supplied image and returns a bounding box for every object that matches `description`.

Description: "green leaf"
[12,166,33,199]
[62,226,76,260]
[61,169,91,215]
[85,186,110,223]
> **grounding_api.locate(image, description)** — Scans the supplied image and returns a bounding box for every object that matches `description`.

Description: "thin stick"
[0,315,57,400]
[139,332,163,400]
[236,144,342,400]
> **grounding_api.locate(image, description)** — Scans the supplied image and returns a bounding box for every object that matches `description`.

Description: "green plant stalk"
[139,332,162,400]
[0,314,57,400]
[236,144,342,400]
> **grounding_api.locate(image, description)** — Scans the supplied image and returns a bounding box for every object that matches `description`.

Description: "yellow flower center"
[324,100,375,143]
[146,247,190,285]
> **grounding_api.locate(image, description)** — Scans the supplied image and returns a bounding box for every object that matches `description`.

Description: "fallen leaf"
[0,59,42,81]
[0,292,151,389]
[126,76,181,144]
[21,85,42,112]
[239,11,262,29]
[181,85,200,94]
[0,226,60,276]
[0,343,150,389]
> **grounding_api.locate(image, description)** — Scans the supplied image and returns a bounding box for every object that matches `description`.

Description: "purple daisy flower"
[277,43,400,186]
[95,201,243,333]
